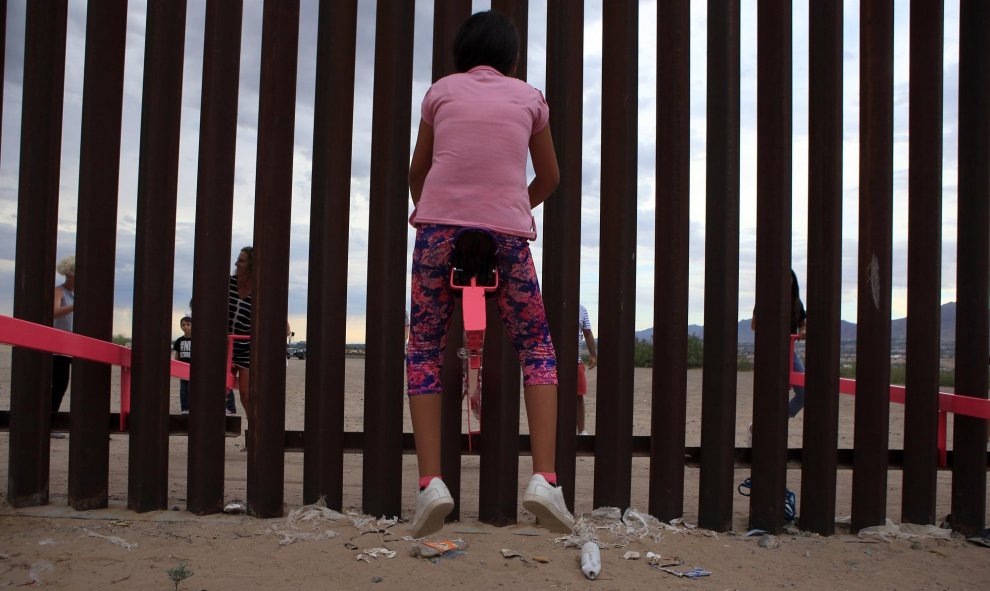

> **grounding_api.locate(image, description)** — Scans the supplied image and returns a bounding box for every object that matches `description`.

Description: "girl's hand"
[408,120,434,205]
[528,125,560,208]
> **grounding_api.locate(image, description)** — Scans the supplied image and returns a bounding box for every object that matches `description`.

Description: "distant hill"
[635,301,959,344]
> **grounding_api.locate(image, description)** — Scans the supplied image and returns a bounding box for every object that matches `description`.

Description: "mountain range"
[635,302,959,344]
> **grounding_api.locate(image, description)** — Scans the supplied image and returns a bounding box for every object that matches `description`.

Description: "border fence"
[2,1,988,537]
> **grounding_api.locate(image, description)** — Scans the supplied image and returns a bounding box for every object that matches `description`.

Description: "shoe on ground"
[410,478,454,538]
[522,474,575,533]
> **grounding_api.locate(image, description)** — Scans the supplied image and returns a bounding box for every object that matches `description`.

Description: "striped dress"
[578,305,591,362]
[228,274,252,369]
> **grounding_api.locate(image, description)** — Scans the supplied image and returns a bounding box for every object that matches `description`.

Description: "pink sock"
[419,475,441,490]
[535,472,557,486]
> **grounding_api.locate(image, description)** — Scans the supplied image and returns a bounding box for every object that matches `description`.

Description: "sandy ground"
[0,345,987,590]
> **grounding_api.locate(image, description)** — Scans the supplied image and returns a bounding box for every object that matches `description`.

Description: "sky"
[0,0,964,343]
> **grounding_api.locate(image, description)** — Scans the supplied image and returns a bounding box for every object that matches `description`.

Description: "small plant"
[166,562,193,590]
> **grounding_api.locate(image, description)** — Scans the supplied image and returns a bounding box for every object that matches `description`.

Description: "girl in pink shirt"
[406,11,572,538]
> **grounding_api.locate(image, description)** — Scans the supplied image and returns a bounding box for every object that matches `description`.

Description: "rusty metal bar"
[902,0,943,527]
[431,0,470,83]
[851,0,894,532]
[362,0,415,519]
[491,1,527,81]
[7,0,68,508]
[950,0,990,537]
[302,0,358,510]
[697,0,740,532]
[128,0,187,513]
[800,0,843,536]
[543,0,583,512]
[649,0,690,523]
[246,0,299,518]
[0,0,6,160]
[594,0,637,510]
[478,303,522,525]
[440,305,465,520]
[2,411,240,435]
[69,0,128,511]
[477,1,527,526]
[750,0,792,533]
[187,0,243,516]
[278,433,986,469]
[433,0,471,523]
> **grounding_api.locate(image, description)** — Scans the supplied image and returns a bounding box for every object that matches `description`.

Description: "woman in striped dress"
[229,246,253,417]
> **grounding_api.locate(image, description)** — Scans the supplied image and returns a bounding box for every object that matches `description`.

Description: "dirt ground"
[0,346,987,590]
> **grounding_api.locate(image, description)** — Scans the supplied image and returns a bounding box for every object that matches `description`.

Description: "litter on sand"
[223,500,246,514]
[269,498,344,545]
[622,551,641,560]
[646,552,682,568]
[419,540,466,556]
[580,542,601,580]
[857,519,952,542]
[410,540,468,561]
[657,565,712,578]
[270,498,399,545]
[501,548,537,567]
[966,529,990,548]
[758,534,780,549]
[27,561,55,585]
[356,547,397,562]
[84,529,137,550]
[558,506,702,550]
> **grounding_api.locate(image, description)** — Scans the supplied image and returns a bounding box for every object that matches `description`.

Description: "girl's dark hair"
[454,11,519,75]
[241,246,253,272]
[790,269,804,327]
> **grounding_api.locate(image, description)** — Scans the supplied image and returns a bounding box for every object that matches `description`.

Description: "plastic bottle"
[580,542,601,580]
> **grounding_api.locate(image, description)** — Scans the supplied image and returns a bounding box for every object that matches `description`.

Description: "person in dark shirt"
[750,269,807,417]
[172,316,193,413]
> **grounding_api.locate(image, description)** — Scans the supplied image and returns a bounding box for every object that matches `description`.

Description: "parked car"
[287,342,306,360]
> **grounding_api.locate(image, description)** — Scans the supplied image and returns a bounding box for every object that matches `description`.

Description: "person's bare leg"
[409,393,442,477]
[577,396,585,433]
[524,384,557,473]
[466,367,478,399]
[238,369,251,422]
[522,382,574,533]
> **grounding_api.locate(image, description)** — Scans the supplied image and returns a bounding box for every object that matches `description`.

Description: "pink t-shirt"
[410,66,550,240]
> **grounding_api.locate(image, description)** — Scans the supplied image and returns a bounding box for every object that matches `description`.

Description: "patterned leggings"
[406,224,557,395]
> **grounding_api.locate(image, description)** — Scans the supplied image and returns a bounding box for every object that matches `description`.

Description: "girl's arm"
[53,286,73,320]
[408,120,434,205]
[528,125,560,209]
[584,328,598,369]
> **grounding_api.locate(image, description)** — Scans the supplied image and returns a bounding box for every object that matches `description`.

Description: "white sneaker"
[522,474,575,533]
[410,478,454,538]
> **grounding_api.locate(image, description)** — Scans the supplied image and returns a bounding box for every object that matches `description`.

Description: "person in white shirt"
[577,305,597,435]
